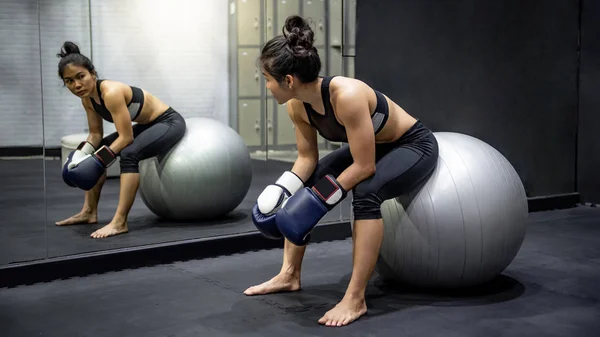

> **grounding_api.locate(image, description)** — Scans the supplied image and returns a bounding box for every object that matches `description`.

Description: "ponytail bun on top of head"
[57,41,81,58]
[56,41,97,80]
[260,15,321,84]
[283,15,315,57]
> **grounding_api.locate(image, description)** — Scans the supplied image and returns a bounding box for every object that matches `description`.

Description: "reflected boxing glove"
[67,141,96,169]
[67,145,116,191]
[62,151,77,187]
[276,174,347,246]
[62,141,96,187]
[252,171,304,239]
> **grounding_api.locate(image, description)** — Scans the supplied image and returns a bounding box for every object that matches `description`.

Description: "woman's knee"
[304,162,330,187]
[304,148,353,187]
[352,190,384,220]
[99,132,118,148]
[119,148,140,174]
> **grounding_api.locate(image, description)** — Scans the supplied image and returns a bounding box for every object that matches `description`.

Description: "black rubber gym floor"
[1,206,599,336]
[0,158,352,264]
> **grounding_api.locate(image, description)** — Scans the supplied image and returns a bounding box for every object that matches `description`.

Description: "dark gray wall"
[578,0,600,204]
[355,0,580,197]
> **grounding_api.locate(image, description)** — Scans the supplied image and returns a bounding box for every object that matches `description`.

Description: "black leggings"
[100,107,186,174]
[305,120,439,220]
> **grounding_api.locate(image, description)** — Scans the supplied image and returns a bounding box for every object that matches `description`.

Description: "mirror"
[36,0,355,259]
[42,0,268,257]
[0,0,47,266]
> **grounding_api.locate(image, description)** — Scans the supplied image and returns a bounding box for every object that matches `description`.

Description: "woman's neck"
[89,80,100,102]
[294,77,323,106]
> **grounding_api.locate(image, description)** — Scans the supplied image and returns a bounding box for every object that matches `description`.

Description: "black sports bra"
[303,76,389,142]
[89,79,144,123]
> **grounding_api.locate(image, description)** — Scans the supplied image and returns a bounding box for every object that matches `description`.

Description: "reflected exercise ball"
[374,132,528,289]
[139,117,253,221]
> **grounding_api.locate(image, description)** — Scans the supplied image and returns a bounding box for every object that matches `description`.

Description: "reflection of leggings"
[100,107,186,174]
[305,120,439,220]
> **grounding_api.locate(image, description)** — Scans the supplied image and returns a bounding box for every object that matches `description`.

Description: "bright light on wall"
[91,0,230,130]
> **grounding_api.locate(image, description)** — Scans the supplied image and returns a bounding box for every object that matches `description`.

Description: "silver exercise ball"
[138,117,253,221]
[374,132,528,289]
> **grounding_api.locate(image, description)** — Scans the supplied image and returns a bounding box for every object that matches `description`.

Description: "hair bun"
[283,15,315,56]
[57,41,81,58]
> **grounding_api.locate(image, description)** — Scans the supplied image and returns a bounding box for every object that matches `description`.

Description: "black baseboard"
[0,146,43,157]
[45,147,61,157]
[0,221,352,288]
[527,192,581,212]
[0,146,61,158]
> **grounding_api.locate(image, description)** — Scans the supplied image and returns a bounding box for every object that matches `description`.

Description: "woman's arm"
[332,91,377,191]
[288,99,319,183]
[101,90,134,154]
[83,99,104,148]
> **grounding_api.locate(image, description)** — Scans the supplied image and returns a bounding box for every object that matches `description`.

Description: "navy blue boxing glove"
[252,205,281,239]
[276,174,347,246]
[67,145,116,191]
[62,151,77,187]
[63,141,96,187]
[252,171,304,239]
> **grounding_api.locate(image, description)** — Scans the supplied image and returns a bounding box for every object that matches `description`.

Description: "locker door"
[266,0,275,42]
[276,102,296,145]
[328,0,343,47]
[277,0,301,31]
[328,46,343,76]
[236,0,262,45]
[238,48,262,97]
[238,99,263,146]
[317,46,327,75]
[302,0,325,47]
[267,98,276,146]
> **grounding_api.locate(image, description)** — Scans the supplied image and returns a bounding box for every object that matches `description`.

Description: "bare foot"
[56,210,97,226]
[318,296,367,327]
[90,221,128,239]
[244,272,301,296]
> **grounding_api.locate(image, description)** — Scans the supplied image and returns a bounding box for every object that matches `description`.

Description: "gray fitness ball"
[371,132,528,289]
[139,117,253,221]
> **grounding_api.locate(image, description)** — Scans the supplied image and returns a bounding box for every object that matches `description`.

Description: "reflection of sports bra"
[303,76,389,142]
[89,79,144,123]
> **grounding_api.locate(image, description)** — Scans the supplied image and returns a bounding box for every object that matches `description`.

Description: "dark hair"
[260,15,321,83]
[56,41,96,79]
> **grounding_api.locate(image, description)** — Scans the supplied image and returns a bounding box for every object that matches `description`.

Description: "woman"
[55,41,186,239]
[246,16,439,327]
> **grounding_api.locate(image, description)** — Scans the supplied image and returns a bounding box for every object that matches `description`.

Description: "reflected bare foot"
[56,210,97,226]
[244,272,301,296]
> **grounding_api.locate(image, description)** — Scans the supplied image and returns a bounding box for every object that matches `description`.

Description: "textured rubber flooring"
[0,158,352,264]
[1,206,599,336]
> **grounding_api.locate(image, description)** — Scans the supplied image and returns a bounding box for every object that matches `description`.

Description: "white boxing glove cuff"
[77,141,96,155]
[275,171,304,196]
[256,171,304,214]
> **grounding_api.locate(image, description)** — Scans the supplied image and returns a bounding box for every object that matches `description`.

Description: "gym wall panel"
[0,0,43,147]
[39,0,92,148]
[89,0,230,140]
[578,0,600,204]
[355,0,580,197]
